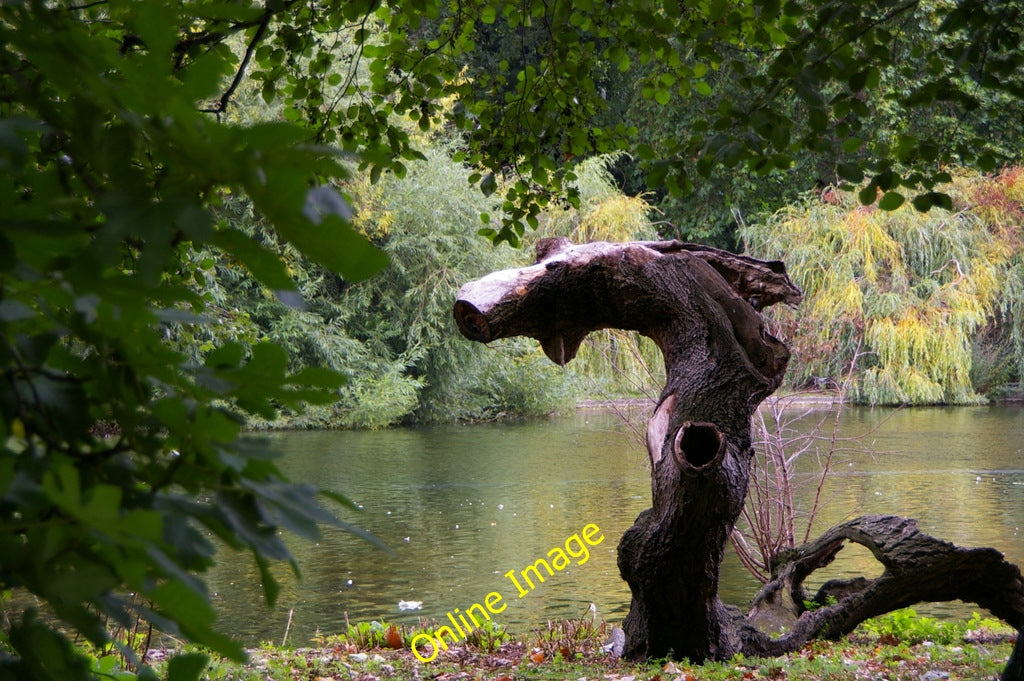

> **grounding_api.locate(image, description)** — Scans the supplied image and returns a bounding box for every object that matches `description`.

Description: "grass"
[145,609,1016,681]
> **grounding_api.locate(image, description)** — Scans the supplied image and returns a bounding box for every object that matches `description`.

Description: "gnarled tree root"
[737,515,1024,679]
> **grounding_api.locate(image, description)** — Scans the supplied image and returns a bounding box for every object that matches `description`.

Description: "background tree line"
[178,141,1024,423]
[746,167,1024,404]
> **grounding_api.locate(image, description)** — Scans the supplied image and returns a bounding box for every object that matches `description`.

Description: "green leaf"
[938,5,972,33]
[875,169,900,191]
[480,172,497,197]
[0,116,42,169]
[842,137,863,153]
[289,366,346,390]
[808,107,829,131]
[254,553,282,608]
[145,580,245,661]
[9,615,94,678]
[848,70,868,92]
[911,193,934,212]
[836,163,864,183]
[43,461,82,513]
[864,66,881,90]
[167,653,211,681]
[206,342,245,369]
[93,655,118,675]
[79,484,122,526]
[919,191,954,211]
[319,215,389,281]
[859,185,878,205]
[769,124,790,150]
[147,581,214,633]
[935,193,953,210]
[878,191,905,210]
[50,562,120,605]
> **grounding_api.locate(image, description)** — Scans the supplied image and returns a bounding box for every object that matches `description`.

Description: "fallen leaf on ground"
[384,624,403,649]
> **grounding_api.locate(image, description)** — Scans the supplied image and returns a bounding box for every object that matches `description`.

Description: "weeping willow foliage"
[536,153,665,401]
[341,145,577,424]
[163,55,581,427]
[964,168,1024,394]
[171,146,578,428]
[742,168,1024,405]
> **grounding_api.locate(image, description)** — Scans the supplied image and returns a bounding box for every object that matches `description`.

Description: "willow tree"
[742,169,1024,404]
[537,153,665,400]
[454,238,1024,677]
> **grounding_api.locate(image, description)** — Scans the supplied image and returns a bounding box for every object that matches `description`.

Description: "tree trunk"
[1005,633,1024,681]
[453,238,1024,676]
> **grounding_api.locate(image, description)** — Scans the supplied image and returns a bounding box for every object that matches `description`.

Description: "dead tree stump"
[453,238,1024,677]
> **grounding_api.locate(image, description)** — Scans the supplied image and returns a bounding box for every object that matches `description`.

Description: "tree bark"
[737,515,1024,659]
[1005,632,1024,681]
[453,238,1024,676]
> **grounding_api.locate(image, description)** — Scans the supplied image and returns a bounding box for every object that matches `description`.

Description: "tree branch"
[739,515,1024,657]
[199,9,274,117]
[64,1,109,11]
[454,237,799,381]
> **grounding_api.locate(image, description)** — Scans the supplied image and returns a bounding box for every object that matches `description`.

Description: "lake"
[207,404,1024,645]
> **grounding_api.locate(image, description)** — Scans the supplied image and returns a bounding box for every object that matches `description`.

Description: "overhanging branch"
[453,237,800,383]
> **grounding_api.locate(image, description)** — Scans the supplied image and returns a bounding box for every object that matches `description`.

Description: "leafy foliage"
[169,144,575,429]
[856,608,1010,646]
[322,145,579,425]
[742,169,1024,404]
[154,0,1023,247]
[360,0,1023,245]
[606,0,1024,248]
[0,2,384,678]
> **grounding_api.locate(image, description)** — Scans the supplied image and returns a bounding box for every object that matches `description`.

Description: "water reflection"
[207,406,1024,645]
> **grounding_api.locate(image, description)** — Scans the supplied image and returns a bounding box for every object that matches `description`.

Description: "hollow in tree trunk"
[453,238,1024,678]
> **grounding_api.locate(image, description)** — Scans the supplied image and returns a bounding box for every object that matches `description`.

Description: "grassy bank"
[145,610,1016,681]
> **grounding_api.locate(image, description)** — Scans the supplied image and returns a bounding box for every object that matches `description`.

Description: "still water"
[208,405,1024,645]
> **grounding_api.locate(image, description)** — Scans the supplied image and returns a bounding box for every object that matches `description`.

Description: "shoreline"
[139,612,1017,680]
[576,387,1024,412]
